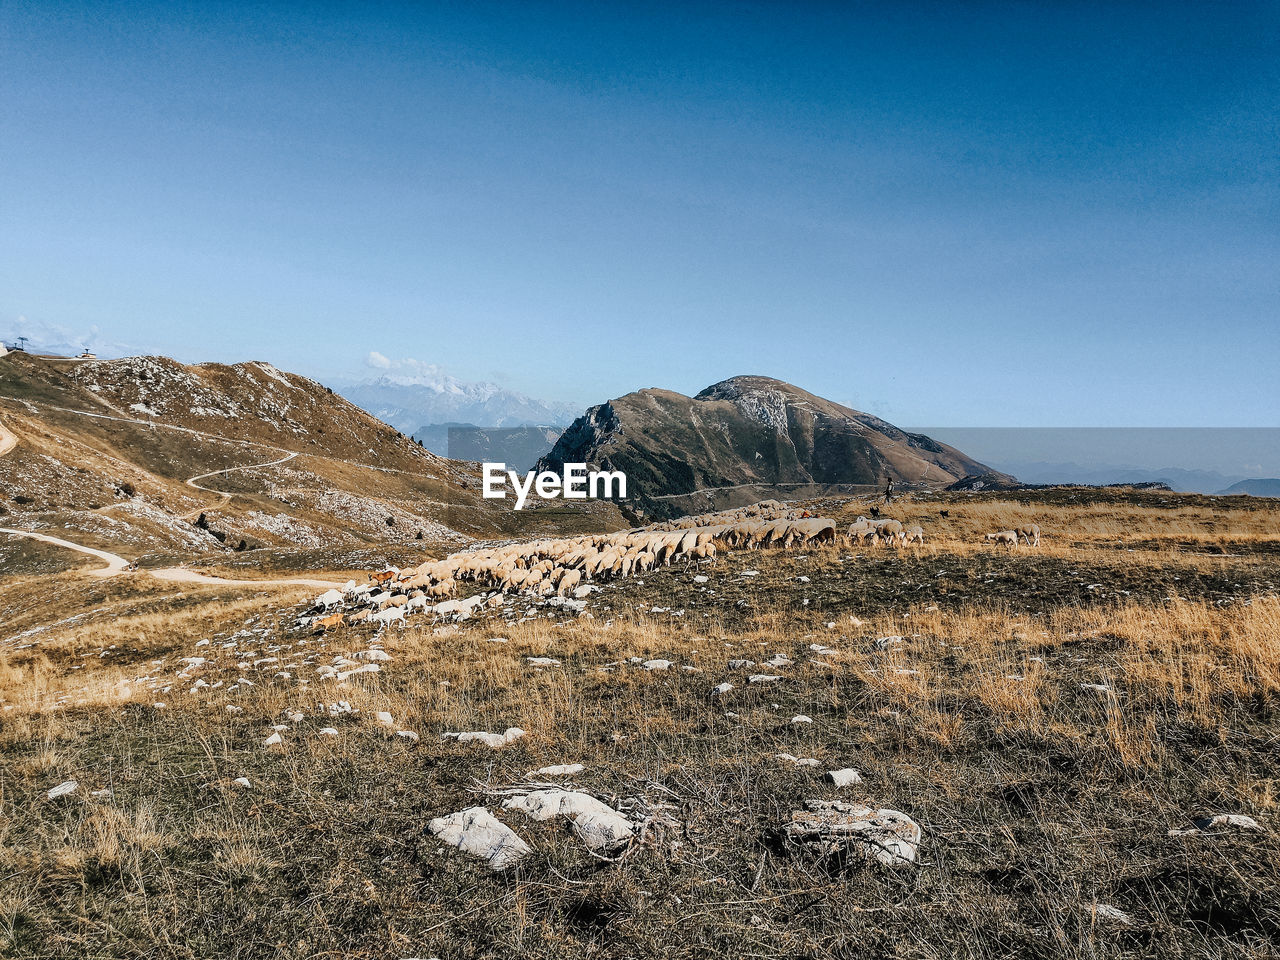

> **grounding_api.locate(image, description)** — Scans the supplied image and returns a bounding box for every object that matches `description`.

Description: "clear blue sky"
[2,1,1276,426]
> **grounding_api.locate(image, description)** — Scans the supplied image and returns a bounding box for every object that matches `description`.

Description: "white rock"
[749,674,781,684]
[692,575,709,583]
[526,656,561,667]
[642,659,673,671]
[444,727,526,749]
[874,636,904,650]
[713,682,734,695]
[1169,813,1264,836]
[1088,903,1134,925]
[319,727,339,736]
[502,789,635,852]
[786,800,921,867]
[263,732,283,748]
[232,777,251,789]
[376,711,395,727]
[428,806,531,871]
[396,730,420,742]
[356,649,393,662]
[47,780,78,800]
[285,710,305,723]
[825,768,863,788]
[776,753,820,767]
[792,715,813,724]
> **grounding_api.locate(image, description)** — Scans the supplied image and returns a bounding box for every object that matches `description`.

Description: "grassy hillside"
[2,488,1277,959]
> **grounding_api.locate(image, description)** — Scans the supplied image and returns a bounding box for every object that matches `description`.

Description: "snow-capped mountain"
[338,374,582,436]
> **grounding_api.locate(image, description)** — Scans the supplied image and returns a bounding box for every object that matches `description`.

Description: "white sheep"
[984,530,1019,550]
[1016,523,1041,546]
[370,606,406,629]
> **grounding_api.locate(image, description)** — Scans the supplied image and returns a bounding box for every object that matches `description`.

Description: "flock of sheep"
[302,499,1043,632]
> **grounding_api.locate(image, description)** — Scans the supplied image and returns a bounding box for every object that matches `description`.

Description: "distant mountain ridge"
[1217,478,1280,497]
[539,375,1004,512]
[339,373,581,437]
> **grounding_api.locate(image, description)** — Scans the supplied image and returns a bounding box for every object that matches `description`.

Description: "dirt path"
[0,527,130,577]
[0,418,16,457]
[0,527,339,588]
[178,450,299,519]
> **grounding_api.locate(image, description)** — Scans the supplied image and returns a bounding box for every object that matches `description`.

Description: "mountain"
[0,352,619,571]
[538,375,1004,514]
[338,373,581,438]
[1217,478,1280,497]
[981,460,1244,494]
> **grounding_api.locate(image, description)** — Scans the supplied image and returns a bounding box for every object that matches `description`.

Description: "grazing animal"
[901,524,924,545]
[1016,523,1041,547]
[874,518,903,545]
[985,530,1019,550]
[371,606,406,629]
[313,588,343,612]
[312,611,344,632]
[370,570,396,586]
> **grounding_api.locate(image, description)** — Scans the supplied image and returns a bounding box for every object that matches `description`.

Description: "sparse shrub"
[13,494,34,505]
[235,539,247,552]
[386,516,396,526]
[118,482,136,498]
[415,530,423,540]
[195,513,209,529]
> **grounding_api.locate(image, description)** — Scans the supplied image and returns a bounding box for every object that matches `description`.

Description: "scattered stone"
[319,727,339,736]
[263,732,284,748]
[713,682,734,695]
[232,777,251,789]
[526,657,560,667]
[825,768,863,788]
[874,636,904,650]
[1087,903,1134,926]
[502,789,635,853]
[428,807,531,871]
[47,780,78,800]
[375,711,395,727]
[749,674,781,684]
[643,659,673,671]
[1169,813,1263,836]
[444,727,526,749]
[396,730,420,742]
[776,753,820,767]
[792,715,813,724]
[786,800,921,867]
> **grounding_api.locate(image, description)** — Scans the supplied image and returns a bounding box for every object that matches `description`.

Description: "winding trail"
[0,418,16,457]
[186,451,299,493]
[0,526,338,587]
[0,527,130,577]
[178,450,298,519]
[0,411,337,588]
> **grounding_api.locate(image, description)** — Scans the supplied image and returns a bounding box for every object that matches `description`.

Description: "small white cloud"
[366,350,392,369]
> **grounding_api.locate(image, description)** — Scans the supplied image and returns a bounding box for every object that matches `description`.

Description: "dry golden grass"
[2,489,1278,958]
